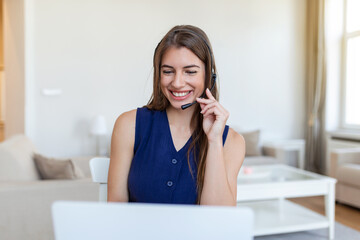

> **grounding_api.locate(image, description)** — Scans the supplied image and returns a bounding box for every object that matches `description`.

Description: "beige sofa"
[242,144,285,166]
[0,135,99,240]
[330,148,360,209]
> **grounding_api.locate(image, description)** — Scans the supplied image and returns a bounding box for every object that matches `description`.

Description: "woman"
[108,25,245,206]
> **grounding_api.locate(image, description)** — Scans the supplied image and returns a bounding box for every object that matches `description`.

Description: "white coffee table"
[237,164,337,239]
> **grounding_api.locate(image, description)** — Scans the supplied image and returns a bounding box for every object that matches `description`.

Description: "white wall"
[24,0,306,157]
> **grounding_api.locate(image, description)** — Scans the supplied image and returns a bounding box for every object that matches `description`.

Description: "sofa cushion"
[33,154,85,180]
[0,135,40,181]
[239,130,262,156]
[336,163,360,188]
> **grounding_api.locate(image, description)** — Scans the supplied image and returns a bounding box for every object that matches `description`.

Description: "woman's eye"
[162,70,173,75]
[186,71,197,75]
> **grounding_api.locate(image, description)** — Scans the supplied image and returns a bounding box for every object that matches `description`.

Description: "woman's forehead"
[162,47,204,67]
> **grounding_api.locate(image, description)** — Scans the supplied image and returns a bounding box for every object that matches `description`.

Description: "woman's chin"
[168,103,184,110]
[168,101,191,111]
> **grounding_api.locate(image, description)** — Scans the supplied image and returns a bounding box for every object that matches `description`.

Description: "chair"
[89,157,110,202]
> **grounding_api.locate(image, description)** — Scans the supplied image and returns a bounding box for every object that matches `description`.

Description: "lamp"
[90,115,108,156]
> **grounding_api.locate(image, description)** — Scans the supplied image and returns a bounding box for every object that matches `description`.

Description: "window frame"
[340,0,360,129]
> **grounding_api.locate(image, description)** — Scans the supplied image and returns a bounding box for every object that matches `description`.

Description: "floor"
[289,196,360,232]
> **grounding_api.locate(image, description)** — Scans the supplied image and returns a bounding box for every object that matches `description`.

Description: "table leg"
[278,197,285,221]
[325,183,335,239]
[298,145,305,169]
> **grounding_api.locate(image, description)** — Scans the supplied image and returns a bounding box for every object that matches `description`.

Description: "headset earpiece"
[209,73,216,93]
[212,73,217,81]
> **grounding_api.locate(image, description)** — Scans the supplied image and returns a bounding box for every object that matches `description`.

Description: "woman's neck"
[166,106,196,132]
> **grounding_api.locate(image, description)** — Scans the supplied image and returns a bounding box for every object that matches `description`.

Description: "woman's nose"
[172,73,186,88]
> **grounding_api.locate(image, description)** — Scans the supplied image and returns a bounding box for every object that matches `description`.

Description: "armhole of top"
[222,125,229,146]
[133,108,141,154]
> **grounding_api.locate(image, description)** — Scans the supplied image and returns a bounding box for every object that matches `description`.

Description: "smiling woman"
[107,25,245,206]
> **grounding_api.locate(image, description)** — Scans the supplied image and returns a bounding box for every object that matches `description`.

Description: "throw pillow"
[241,130,261,156]
[33,153,85,180]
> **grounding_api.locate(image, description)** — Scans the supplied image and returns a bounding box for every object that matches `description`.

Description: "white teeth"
[172,91,190,97]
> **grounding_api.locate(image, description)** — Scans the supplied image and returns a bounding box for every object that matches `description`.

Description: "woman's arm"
[107,109,136,202]
[196,89,245,206]
[200,128,245,206]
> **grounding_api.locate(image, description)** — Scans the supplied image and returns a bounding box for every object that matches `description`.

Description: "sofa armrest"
[0,179,99,240]
[262,139,306,169]
[0,178,96,191]
[330,148,360,178]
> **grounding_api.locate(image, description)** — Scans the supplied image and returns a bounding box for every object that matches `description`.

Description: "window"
[342,0,360,128]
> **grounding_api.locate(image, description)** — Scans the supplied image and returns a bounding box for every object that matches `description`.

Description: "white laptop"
[52,201,254,240]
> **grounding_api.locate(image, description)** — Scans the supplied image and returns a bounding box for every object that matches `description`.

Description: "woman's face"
[160,46,206,110]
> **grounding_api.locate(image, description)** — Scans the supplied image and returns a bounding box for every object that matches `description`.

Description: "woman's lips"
[169,90,192,101]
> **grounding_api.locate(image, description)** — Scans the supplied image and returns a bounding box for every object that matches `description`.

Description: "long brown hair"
[145,25,218,204]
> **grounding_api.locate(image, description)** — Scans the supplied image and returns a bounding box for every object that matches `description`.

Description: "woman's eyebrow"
[184,64,200,69]
[161,64,174,68]
[161,64,200,69]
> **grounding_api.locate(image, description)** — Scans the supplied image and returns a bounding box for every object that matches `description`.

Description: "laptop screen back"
[52,201,254,240]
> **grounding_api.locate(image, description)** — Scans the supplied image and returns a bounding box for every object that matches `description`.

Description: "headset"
[156,29,217,110]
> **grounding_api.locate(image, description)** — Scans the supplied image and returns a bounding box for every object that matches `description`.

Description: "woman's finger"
[201,101,219,114]
[202,105,223,119]
[205,88,216,100]
[196,97,215,104]
[202,103,229,120]
[201,99,227,115]
[202,103,226,117]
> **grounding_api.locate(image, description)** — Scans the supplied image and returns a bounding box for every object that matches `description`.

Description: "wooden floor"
[288,196,360,232]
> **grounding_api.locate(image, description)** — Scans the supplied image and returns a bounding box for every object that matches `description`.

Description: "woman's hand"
[196,88,229,143]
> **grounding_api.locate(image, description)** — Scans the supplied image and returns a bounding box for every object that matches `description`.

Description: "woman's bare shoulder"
[114,109,137,130]
[111,109,137,145]
[227,128,245,148]
[224,127,246,166]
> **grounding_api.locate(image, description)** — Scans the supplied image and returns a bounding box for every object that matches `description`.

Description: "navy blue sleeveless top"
[127,107,229,204]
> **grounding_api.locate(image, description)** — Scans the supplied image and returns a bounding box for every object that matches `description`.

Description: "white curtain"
[305,0,327,174]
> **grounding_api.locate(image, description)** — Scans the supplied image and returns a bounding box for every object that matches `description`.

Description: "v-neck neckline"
[164,110,193,154]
